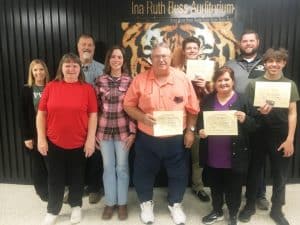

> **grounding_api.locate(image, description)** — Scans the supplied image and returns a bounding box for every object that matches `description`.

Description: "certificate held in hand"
[253,81,291,108]
[186,59,215,81]
[153,111,183,136]
[203,110,238,136]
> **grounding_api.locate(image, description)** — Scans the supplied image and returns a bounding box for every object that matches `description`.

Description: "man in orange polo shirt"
[124,42,199,225]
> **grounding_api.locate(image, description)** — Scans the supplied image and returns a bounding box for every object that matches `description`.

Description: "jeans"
[100,140,129,206]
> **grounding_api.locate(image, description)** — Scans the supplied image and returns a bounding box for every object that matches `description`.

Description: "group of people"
[20,30,298,225]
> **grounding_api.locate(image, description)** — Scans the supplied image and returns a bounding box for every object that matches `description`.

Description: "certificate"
[153,111,183,136]
[186,59,215,81]
[253,82,291,108]
[203,110,238,136]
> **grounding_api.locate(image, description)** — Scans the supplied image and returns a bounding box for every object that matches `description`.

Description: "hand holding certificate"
[153,111,183,136]
[254,81,291,108]
[203,110,238,135]
[186,59,215,81]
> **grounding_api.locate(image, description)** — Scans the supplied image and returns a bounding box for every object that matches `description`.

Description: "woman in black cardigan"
[197,66,257,225]
[21,59,50,201]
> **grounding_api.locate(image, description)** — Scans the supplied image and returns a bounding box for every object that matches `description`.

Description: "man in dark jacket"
[225,29,270,214]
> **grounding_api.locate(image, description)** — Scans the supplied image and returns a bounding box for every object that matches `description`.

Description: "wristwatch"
[188,126,195,132]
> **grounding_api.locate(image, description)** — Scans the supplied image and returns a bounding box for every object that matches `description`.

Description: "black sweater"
[197,92,258,173]
[21,85,36,141]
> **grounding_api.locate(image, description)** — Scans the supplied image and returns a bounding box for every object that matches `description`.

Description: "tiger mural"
[121,21,237,76]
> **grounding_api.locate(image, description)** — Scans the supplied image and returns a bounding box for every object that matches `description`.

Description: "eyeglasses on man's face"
[152,54,171,60]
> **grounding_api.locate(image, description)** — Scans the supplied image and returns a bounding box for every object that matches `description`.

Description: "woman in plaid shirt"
[94,46,136,220]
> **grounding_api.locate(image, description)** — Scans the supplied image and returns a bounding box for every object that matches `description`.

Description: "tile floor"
[0,184,299,225]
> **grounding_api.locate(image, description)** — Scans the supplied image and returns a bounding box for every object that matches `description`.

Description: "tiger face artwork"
[121,21,237,76]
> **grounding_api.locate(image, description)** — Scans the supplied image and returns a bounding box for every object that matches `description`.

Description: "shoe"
[89,191,102,204]
[256,197,269,210]
[270,210,290,225]
[238,206,255,223]
[194,189,210,202]
[41,213,57,225]
[168,203,186,225]
[102,205,115,220]
[140,200,154,224]
[70,206,81,224]
[228,216,237,225]
[118,205,128,220]
[202,210,224,224]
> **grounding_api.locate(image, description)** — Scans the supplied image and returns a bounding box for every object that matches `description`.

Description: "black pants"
[205,166,243,217]
[85,150,103,193]
[245,129,290,209]
[45,140,86,215]
[246,131,267,201]
[30,148,48,201]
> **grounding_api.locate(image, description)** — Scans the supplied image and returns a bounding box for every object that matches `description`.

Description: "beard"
[82,52,92,60]
[240,46,258,57]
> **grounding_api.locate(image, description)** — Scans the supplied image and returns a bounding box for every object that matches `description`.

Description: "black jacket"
[21,85,36,141]
[197,92,258,173]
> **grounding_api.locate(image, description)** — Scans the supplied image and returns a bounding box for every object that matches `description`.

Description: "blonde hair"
[27,59,50,87]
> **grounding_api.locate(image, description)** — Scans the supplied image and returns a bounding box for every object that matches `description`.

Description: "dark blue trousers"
[133,131,189,205]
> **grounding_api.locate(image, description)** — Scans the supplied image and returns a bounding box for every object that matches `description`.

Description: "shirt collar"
[263,71,284,80]
[237,54,262,63]
[81,60,95,71]
[148,68,174,85]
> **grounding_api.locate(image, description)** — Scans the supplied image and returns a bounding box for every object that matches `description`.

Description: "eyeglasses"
[152,54,170,60]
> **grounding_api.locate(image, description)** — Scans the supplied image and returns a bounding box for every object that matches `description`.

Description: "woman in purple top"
[197,66,257,225]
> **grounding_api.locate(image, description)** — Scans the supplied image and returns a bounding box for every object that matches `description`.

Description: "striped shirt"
[95,73,136,141]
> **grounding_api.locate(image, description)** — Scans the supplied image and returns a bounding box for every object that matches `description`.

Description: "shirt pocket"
[139,84,155,112]
[167,90,186,110]
[117,86,127,111]
[99,87,111,112]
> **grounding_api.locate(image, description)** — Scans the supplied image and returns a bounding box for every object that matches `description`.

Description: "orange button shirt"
[124,67,200,136]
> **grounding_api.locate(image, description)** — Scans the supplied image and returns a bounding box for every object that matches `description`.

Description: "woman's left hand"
[84,137,95,158]
[235,111,246,123]
[124,134,136,151]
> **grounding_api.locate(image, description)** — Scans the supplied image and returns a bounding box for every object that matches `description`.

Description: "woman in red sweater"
[36,53,98,225]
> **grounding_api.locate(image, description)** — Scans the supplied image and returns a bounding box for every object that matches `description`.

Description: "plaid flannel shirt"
[95,73,136,141]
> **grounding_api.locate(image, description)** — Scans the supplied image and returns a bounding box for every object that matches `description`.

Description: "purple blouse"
[207,93,237,168]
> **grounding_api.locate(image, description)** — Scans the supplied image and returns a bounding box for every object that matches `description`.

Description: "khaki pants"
[191,135,204,191]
